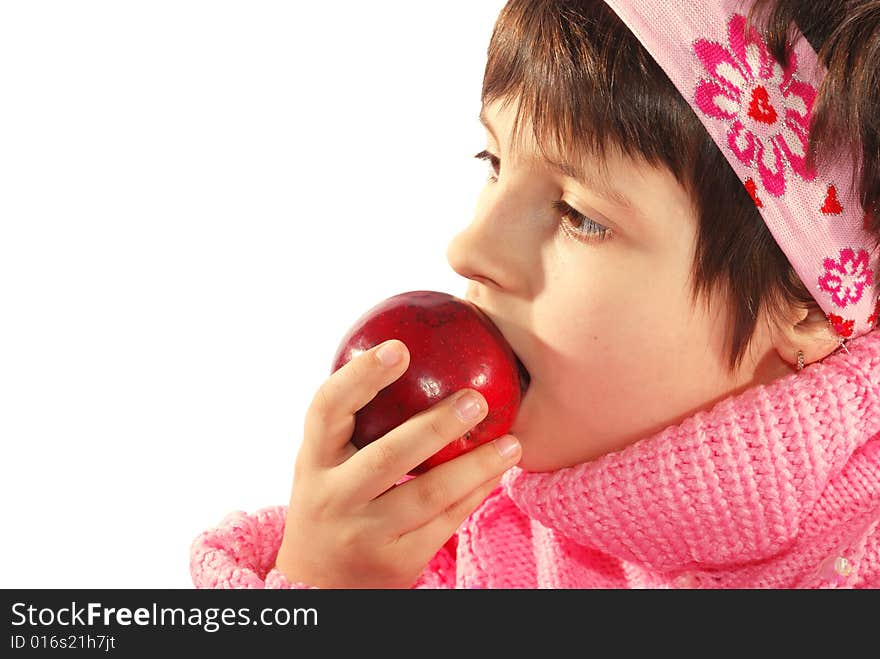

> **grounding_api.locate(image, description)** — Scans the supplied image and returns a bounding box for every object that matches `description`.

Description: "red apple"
[331,290,528,475]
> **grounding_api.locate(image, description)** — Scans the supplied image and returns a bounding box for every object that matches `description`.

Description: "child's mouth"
[514,353,531,397]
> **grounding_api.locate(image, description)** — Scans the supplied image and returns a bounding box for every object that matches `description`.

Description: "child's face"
[446,98,794,472]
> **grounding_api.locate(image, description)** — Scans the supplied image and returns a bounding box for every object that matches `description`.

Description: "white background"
[0,1,506,588]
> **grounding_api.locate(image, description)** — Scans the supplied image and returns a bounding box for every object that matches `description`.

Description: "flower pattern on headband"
[868,298,880,328]
[818,248,874,310]
[693,13,817,197]
[828,314,855,339]
[821,185,843,215]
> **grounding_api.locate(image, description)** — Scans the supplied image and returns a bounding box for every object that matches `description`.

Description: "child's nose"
[446,222,479,282]
[446,213,521,292]
[446,216,501,288]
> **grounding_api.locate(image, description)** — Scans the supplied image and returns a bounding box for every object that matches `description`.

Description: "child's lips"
[463,290,530,396]
[514,352,531,397]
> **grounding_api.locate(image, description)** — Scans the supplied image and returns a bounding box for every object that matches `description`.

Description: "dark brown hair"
[481,0,880,371]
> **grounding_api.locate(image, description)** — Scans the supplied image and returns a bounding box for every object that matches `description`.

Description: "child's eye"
[474,150,500,182]
[473,151,610,243]
[552,200,612,242]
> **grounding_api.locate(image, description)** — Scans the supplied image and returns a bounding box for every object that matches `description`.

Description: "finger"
[372,434,521,532]
[341,388,491,501]
[300,339,410,467]
[396,472,506,565]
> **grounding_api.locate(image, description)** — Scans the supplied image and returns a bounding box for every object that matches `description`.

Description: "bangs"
[481,0,703,188]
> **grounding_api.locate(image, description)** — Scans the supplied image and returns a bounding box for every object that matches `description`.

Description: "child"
[191,0,880,588]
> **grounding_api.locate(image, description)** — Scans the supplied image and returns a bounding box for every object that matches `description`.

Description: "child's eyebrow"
[478,110,635,211]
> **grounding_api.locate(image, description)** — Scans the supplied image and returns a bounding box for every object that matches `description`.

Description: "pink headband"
[604,0,879,341]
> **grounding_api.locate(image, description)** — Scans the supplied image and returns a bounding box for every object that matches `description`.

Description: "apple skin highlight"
[331,290,522,474]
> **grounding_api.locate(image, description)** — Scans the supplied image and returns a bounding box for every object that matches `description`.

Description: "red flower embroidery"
[869,298,880,328]
[693,14,817,197]
[828,314,855,338]
[817,248,873,309]
[744,178,763,208]
[821,185,843,215]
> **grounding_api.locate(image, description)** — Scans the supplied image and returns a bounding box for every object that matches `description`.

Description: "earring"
[796,350,805,371]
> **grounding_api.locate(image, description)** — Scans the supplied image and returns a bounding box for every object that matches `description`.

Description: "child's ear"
[771,302,842,370]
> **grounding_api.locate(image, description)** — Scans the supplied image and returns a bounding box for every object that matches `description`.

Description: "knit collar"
[503,330,880,573]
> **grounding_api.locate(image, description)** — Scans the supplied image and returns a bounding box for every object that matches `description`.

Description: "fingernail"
[376,341,403,367]
[454,392,484,422]
[494,435,520,460]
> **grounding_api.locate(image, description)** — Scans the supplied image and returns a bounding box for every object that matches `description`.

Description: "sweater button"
[819,555,853,586]
[835,556,853,577]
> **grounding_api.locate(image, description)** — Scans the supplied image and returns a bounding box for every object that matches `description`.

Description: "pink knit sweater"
[191,330,880,588]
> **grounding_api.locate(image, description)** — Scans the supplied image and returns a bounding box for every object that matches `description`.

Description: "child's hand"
[274,339,521,588]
